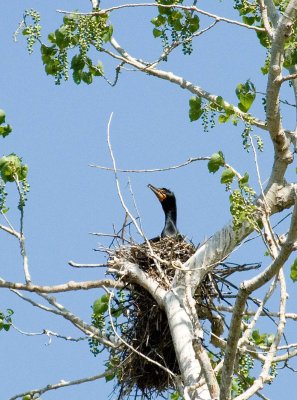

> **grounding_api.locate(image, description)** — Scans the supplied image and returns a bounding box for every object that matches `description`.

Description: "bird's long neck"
[162,208,178,237]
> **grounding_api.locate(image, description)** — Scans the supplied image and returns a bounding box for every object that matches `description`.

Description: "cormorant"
[148,184,179,238]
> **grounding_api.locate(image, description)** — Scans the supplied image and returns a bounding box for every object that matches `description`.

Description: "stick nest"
[107,237,229,398]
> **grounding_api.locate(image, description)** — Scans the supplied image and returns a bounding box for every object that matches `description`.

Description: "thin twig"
[14,177,31,283]
[8,371,113,400]
[68,260,107,268]
[57,4,265,32]
[0,277,125,292]
[12,324,87,343]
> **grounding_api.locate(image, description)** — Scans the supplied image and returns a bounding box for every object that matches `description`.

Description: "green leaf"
[218,114,230,123]
[111,307,123,318]
[221,168,235,184]
[252,329,267,345]
[55,27,70,49]
[93,299,108,315]
[105,372,115,382]
[284,49,297,68]
[151,15,167,27]
[188,15,199,33]
[48,32,56,44]
[189,96,203,121]
[169,11,183,31]
[242,16,256,25]
[102,25,113,43]
[93,294,109,315]
[158,5,172,15]
[290,258,297,281]
[71,54,85,71]
[236,80,256,112]
[153,28,162,38]
[215,96,225,108]
[72,70,82,84]
[3,323,11,331]
[0,109,6,124]
[0,125,12,138]
[208,151,225,173]
[19,165,29,181]
[239,172,249,187]
[82,72,93,85]
[171,392,181,400]
[41,44,57,64]
[256,31,270,48]
[44,60,60,76]
[0,154,26,183]
[90,62,104,77]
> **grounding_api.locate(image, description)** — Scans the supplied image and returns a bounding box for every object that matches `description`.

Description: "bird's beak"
[148,184,167,202]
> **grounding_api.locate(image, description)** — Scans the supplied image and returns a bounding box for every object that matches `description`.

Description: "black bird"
[148,184,178,238]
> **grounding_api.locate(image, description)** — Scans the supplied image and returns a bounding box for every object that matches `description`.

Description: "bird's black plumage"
[148,184,178,238]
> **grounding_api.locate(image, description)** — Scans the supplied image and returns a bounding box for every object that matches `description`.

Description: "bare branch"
[68,260,107,268]
[107,113,144,240]
[92,156,242,180]
[91,156,210,173]
[14,177,31,283]
[265,1,297,184]
[258,0,274,38]
[217,305,297,321]
[264,0,279,28]
[0,223,20,239]
[12,324,87,343]
[8,370,112,400]
[0,277,125,293]
[10,288,118,348]
[279,72,297,83]
[109,259,166,307]
[37,292,118,348]
[109,36,269,132]
[57,4,266,32]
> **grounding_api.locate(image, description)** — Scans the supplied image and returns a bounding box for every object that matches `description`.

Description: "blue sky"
[1,1,297,399]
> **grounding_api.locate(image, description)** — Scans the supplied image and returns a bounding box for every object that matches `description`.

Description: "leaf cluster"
[188,80,256,132]
[0,309,13,332]
[232,353,255,396]
[0,109,12,138]
[251,329,274,347]
[23,10,111,84]
[229,186,257,232]
[0,154,28,183]
[89,291,127,357]
[152,0,199,56]
[0,148,30,212]
[207,151,257,231]
[20,9,42,54]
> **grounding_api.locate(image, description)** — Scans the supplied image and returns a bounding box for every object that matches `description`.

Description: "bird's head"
[148,184,176,213]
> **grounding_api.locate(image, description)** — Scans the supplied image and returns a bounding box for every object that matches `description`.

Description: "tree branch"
[0,223,20,239]
[258,0,274,38]
[0,278,124,293]
[8,371,112,400]
[220,189,297,400]
[57,4,266,33]
[265,1,297,182]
